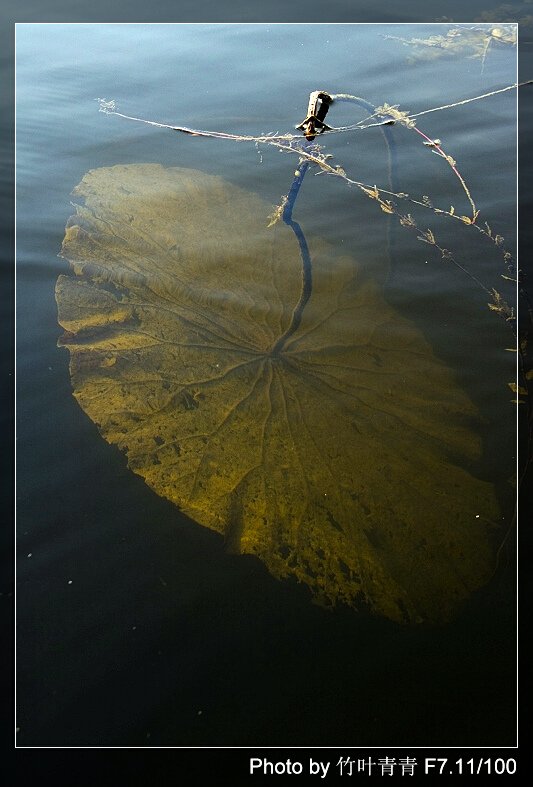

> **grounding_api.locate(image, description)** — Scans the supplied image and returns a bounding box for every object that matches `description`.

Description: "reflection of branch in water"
[271,158,312,355]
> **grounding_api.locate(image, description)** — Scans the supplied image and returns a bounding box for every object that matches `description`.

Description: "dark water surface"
[16,23,517,747]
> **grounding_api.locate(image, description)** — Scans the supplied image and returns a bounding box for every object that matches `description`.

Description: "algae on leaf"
[56,164,499,623]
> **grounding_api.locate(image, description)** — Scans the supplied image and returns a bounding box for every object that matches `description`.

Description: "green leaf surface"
[56,163,499,623]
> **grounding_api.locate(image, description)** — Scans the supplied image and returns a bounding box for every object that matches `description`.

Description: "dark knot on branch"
[296,90,333,140]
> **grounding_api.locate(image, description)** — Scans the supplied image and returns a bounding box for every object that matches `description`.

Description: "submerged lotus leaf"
[56,163,499,623]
